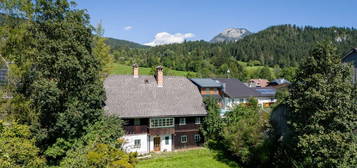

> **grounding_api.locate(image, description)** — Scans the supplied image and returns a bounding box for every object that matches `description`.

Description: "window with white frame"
[195,117,201,124]
[134,139,141,148]
[181,135,188,143]
[194,134,201,143]
[179,118,186,125]
[165,136,170,145]
[150,118,174,128]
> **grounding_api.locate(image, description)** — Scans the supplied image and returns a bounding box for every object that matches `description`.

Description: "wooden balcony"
[149,127,175,136]
[124,125,148,134]
[175,123,200,132]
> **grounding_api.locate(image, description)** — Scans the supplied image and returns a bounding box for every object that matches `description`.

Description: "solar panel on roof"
[255,89,276,95]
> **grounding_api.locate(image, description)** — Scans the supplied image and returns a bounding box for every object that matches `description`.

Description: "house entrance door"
[154,136,161,151]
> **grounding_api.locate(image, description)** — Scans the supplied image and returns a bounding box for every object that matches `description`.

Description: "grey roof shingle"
[104,75,207,118]
[213,78,261,98]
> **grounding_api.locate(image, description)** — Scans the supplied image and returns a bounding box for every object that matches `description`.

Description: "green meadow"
[136,148,240,168]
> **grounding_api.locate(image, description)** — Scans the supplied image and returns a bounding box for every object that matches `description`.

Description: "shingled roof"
[213,78,261,98]
[104,75,207,118]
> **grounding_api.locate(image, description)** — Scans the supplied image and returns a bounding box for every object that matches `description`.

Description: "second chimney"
[155,66,163,87]
[132,64,139,78]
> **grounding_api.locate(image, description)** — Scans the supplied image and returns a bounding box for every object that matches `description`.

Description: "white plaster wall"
[122,134,149,154]
[223,98,247,110]
[223,97,276,109]
[257,97,277,105]
[149,134,172,152]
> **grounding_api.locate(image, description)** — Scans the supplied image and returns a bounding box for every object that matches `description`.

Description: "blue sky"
[75,0,357,45]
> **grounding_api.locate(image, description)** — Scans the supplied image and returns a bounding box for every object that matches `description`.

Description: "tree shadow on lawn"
[212,149,241,168]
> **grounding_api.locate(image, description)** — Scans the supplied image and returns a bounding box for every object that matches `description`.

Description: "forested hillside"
[105,37,148,50]
[112,25,357,80]
[227,25,357,66]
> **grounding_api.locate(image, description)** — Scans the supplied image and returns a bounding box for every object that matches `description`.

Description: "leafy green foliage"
[257,66,273,81]
[1,0,106,145]
[0,120,46,167]
[223,99,271,166]
[0,0,111,166]
[201,97,224,147]
[93,23,114,80]
[110,63,196,77]
[202,97,273,167]
[60,116,137,168]
[281,42,357,167]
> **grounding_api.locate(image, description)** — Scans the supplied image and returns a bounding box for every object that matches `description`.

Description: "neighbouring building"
[268,78,291,88]
[190,78,277,115]
[104,65,206,154]
[254,87,277,108]
[248,79,269,87]
[190,78,222,98]
[342,48,357,83]
[214,78,276,110]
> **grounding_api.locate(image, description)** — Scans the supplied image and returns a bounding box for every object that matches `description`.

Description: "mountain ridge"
[105,37,149,50]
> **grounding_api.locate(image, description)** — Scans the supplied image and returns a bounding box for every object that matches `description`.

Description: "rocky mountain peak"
[210,28,251,43]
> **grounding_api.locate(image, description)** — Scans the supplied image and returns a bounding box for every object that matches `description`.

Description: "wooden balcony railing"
[149,127,175,135]
[175,123,200,132]
[124,125,148,134]
[124,124,201,135]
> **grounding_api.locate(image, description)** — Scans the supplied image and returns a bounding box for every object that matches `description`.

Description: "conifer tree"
[283,42,357,167]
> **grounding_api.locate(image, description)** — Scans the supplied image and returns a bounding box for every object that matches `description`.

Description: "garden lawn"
[136,148,240,168]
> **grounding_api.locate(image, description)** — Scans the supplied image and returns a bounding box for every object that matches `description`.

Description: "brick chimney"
[132,63,139,78]
[155,66,163,87]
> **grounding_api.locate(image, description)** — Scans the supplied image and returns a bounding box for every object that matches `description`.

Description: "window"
[179,118,186,125]
[195,117,201,124]
[134,118,140,126]
[0,69,7,85]
[194,134,201,143]
[134,139,141,148]
[150,118,174,128]
[239,98,244,103]
[181,135,188,143]
[165,136,170,145]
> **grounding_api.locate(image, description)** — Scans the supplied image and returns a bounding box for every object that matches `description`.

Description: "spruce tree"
[284,42,357,167]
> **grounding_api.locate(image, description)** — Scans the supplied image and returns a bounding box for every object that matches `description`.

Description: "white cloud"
[145,32,195,46]
[123,26,133,31]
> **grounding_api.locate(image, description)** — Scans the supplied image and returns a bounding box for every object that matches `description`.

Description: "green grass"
[110,63,195,77]
[136,148,240,168]
[237,61,275,78]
